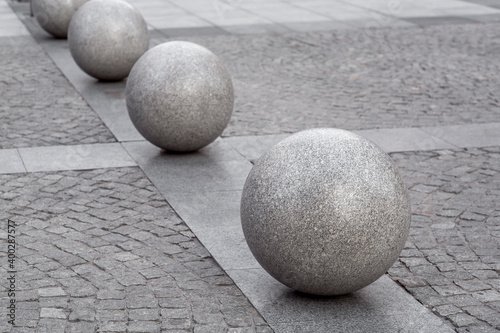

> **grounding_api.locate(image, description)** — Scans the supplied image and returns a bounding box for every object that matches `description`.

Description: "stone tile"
[421,123,500,148]
[158,26,230,38]
[19,143,136,172]
[237,2,331,23]
[122,140,252,194]
[221,23,290,34]
[281,20,353,32]
[404,15,482,26]
[0,149,26,174]
[40,308,66,319]
[194,8,275,27]
[223,134,290,163]
[38,287,66,297]
[227,269,453,331]
[354,127,457,153]
[0,2,29,37]
[463,0,500,9]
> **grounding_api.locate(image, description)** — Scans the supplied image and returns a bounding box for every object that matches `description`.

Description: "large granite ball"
[68,0,149,81]
[32,0,88,38]
[241,128,411,296]
[126,41,234,152]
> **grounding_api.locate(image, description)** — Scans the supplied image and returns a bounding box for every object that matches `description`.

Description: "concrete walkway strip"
[0,0,29,37]
[18,143,137,172]
[0,149,26,174]
[421,123,500,148]
[229,270,452,333]
[353,127,459,152]
[122,137,455,333]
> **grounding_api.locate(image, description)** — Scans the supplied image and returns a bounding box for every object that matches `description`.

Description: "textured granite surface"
[126,41,234,152]
[32,0,88,38]
[68,0,149,81]
[241,128,411,296]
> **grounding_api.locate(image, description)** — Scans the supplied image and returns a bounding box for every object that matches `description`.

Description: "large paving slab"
[126,0,500,34]
[0,0,28,37]
[18,143,136,172]
[0,149,25,174]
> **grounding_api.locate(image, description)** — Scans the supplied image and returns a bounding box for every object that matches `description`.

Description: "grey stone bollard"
[241,128,411,296]
[126,41,234,152]
[68,0,149,81]
[32,0,88,38]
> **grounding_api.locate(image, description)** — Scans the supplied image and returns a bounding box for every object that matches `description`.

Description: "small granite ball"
[241,128,411,296]
[68,0,149,81]
[126,41,234,152]
[32,0,88,38]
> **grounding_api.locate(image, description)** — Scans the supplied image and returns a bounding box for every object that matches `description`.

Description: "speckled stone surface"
[68,0,149,81]
[32,0,88,38]
[126,41,234,152]
[241,128,412,296]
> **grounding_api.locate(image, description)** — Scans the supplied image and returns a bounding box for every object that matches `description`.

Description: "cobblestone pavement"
[0,35,115,149]
[0,167,272,333]
[149,22,500,137]
[389,147,500,333]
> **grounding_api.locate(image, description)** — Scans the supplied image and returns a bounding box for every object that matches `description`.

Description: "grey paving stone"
[18,143,137,172]
[158,26,230,37]
[222,134,291,163]
[227,269,453,332]
[404,16,480,26]
[40,307,66,319]
[463,0,500,9]
[0,149,26,174]
[421,123,500,149]
[122,140,252,194]
[354,127,457,152]
[38,287,66,297]
[464,13,500,22]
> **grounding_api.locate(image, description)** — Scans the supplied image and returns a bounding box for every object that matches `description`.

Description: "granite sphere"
[32,0,88,38]
[68,0,149,81]
[241,128,411,296]
[126,41,234,152]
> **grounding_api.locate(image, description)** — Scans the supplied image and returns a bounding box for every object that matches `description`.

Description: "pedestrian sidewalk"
[1,0,499,332]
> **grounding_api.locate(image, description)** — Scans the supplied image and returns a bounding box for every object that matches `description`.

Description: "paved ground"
[0,168,270,333]
[148,23,500,136]
[389,147,500,332]
[0,35,115,149]
[0,0,499,332]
